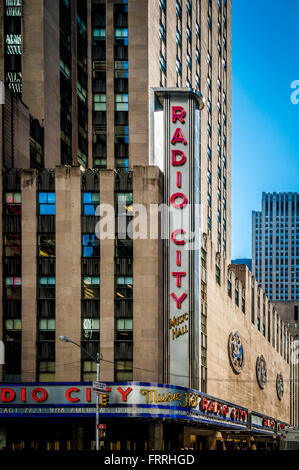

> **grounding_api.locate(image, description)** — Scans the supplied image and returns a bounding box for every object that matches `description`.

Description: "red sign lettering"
[170,292,187,309]
[21,388,26,402]
[66,387,80,402]
[170,192,188,209]
[171,128,187,145]
[171,272,186,288]
[1,388,16,403]
[201,397,208,412]
[171,229,186,245]
[31,388,48,403]
[117,387,132,402]
[171,149,186,166]
[172,106,186,124]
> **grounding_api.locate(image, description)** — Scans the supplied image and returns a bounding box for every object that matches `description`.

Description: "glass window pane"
[84,205,96,215]
[14,193,21,203]
[39,319,47,330]
[117,319,125,330]
[47,193,56,203]
[91,193,100,203]
[39,193,48,203]
[5,320,14,330]
[48,319,56,330]
[124,319,133,330]
[115,103,128,111]
[14,319,22,330]
[40,204,56,215]
[83,193,92,204]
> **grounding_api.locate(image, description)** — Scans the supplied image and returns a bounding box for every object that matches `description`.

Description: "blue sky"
[231,0,299,260]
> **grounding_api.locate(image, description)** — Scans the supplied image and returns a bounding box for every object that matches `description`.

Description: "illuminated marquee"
[0,382,249,428]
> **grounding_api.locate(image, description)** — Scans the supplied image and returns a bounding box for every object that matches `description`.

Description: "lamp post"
[58,335,102,451]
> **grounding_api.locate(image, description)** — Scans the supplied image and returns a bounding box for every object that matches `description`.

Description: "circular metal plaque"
[256,354,267,389]
[276,372,284,400]
[228,330,245,374]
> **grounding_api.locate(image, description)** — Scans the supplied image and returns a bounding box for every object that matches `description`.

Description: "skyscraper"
[252,192,299,302]
[0,0,232,259]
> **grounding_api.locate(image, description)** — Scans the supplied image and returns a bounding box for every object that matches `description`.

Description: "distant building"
[272,302,299,340]
[231,258,252,271]
[252,192,299,302]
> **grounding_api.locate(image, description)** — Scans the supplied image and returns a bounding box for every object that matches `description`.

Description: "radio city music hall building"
[0,0,298,451]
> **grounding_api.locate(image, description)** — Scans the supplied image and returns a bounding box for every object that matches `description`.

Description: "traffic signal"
[101,393,109,407]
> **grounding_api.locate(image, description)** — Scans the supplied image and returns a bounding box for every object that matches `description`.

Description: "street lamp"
[58,335,102,451]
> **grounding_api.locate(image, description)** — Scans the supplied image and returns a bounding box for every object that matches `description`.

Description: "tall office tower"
[252,192,299,302]
[0,0,232,259]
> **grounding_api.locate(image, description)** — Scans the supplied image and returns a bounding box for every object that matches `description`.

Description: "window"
[116,318,133,340]
[227,280,232,297]
[82,318,100,340]
[38,319,55,340]
[115,28,128,38]
[93,28,106,40]
[4,192,22,215]
[38,235,55,257]
[4,276,21,299]
[82,234,100,257]
[38,193,55,215]
[116,239,133,258]
[115,60,128,78]
[38,277,55,299]
[77,82,87,103]
[115,360,133,381]
[116,192,133,212]
[5,319,21,330]
[116,276,133,299]
[83,276,100,299]
[93,93,106,111]
[115,93,128,111]
[216,266,220,285]
[4,234,21,257]
[38,361,55,381]
[235,288,239,306]
[82,192,100,215]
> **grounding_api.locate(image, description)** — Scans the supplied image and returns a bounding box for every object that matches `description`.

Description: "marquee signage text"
[0,383,248,426]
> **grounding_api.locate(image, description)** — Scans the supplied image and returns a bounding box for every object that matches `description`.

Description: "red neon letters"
[171,128,187,145]
[65,387,80,403]
[172,272,186,288]
[171,150,186,166]
[172,106,186,123]
[170,105,188,314]
[170,192,188,209]
[170,293,187,309]
[117,387,133,402]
